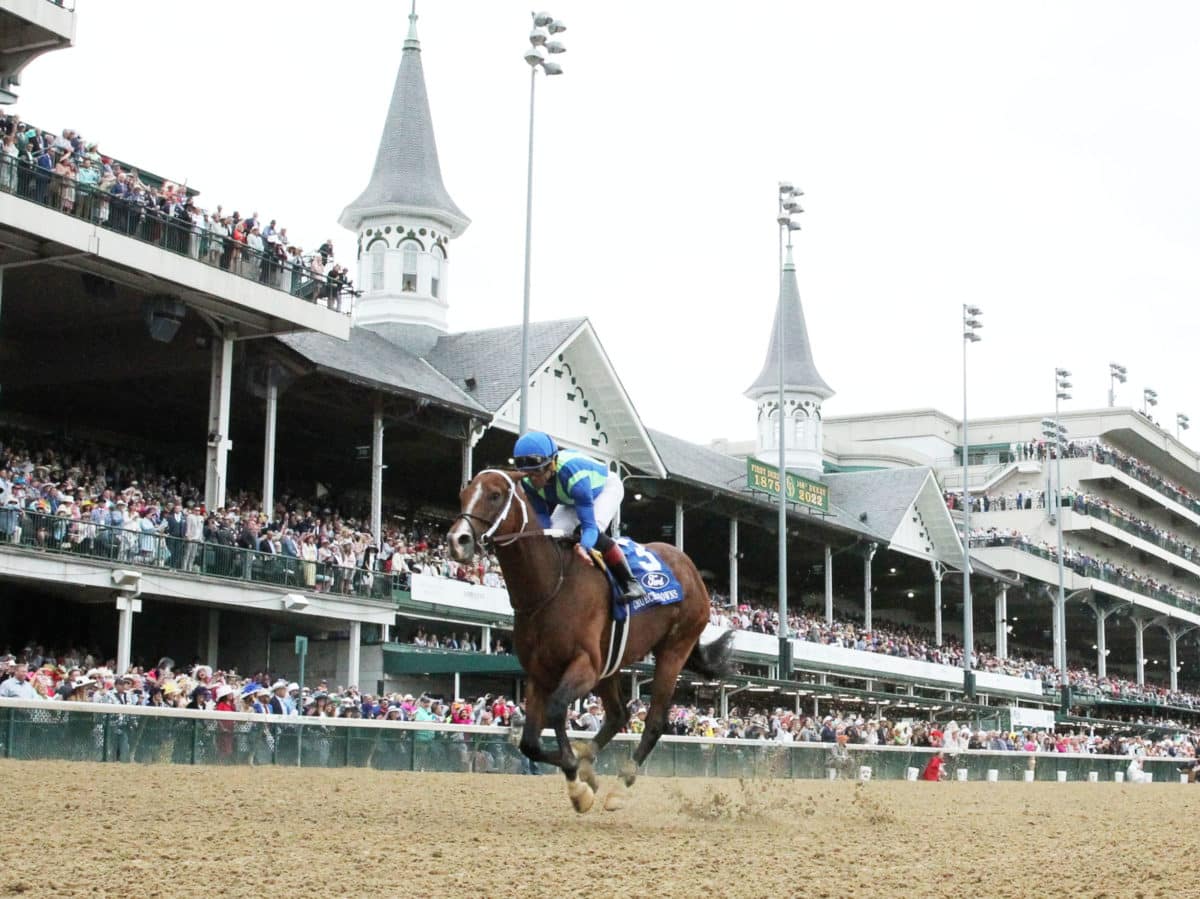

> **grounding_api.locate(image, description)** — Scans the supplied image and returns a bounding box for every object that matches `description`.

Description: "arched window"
[793,408,810,448]
[431,244,444,298]
[369,240,386,291]
[763,407,780,450]
[401,241,419,292]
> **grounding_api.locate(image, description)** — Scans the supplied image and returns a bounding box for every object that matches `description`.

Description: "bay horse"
[448,468,733,813]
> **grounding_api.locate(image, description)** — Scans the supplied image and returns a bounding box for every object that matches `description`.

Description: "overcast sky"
[18,1,1200,447]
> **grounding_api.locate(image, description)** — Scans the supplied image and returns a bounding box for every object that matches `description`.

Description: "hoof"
[603,784,627,812]
[571,740,596,763]
[578,757,599,792]
[567,778,595,814]
[618,759,638,789]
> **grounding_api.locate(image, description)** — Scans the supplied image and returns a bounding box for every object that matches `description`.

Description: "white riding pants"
[549,472,623,535]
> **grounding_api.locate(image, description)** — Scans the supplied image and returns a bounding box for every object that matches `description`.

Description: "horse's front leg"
[522,655,597,812]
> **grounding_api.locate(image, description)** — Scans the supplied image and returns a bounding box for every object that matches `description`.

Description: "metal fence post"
[191,718,199,765]
[4,709,13,759]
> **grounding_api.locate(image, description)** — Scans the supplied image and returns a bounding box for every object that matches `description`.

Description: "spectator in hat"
[268,679,290,715]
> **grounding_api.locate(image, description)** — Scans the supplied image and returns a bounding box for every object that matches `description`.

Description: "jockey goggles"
[511,454,553,472]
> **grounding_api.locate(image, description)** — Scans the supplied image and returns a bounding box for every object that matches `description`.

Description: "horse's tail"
[683,629,735,679]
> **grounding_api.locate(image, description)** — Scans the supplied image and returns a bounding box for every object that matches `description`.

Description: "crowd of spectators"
[0,431,505,595]
[2,652,1196,761]
[961,486,1200,566]
[970,524,1200,613]
[0,111,354,307]
[709,592,1200,712]
[947,438,1200,519]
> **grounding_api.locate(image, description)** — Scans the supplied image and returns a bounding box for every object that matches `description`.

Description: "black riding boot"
[609,552,646,605]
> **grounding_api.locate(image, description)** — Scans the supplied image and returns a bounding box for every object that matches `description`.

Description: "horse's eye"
[490,492,501,502]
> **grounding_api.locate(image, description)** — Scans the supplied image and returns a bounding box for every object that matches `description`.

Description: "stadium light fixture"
[1142,388,1158,417]
[1050,366,1073,695]
[518,11,568,435]
[1177,412,1190,440]
[772,178,805,673]
[1108,362,1127,407]
[960,303,983,696]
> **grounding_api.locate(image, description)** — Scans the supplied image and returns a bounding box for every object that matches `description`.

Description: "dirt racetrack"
[1,759,1191,898]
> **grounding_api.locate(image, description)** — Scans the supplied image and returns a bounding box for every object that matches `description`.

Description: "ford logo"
[641,571,670,590]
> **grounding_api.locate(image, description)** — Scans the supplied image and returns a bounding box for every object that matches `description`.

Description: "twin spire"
[745,245,833,400]
[338,3,469,236]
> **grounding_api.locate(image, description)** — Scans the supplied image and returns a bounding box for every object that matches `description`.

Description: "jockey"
[511,431,645,605]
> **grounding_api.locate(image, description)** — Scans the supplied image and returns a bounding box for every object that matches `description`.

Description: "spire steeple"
[745,247,832,400]
[746,246,833,474]
[342,8,469,344]
[339,7,469,235]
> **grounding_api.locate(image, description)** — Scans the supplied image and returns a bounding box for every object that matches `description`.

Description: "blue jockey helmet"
[512,431,557,471]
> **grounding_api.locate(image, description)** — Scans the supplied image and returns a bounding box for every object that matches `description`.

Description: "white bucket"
[905,766,919,781]
[1087,772,1099,783]
[1023,770,1035,782]
[956,768,968,782]
[826,768,838,781]
[1056,771,1067,782]
[858,766,872,782]
[986,769,999,782]
[1114,771,1125,783]
[1182,774,1190,784]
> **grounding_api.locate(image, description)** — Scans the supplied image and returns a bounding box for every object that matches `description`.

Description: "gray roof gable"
[746,253,833,399]
[279,327,487,416]
[339,14,468,234]
[823,467,933,541]
[425,318,586,412]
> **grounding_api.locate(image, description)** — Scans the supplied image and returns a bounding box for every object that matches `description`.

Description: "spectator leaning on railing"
[0,111,356,308]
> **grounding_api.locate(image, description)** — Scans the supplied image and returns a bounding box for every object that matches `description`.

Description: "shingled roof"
[746,248,833,400]
[278,328,487,416]
[338,12,468,235]
[424,318,586,413]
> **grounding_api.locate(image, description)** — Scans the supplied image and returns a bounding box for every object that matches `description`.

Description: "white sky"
[17,1,1200,447]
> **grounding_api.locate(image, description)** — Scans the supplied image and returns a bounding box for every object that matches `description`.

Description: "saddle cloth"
[604,536,684,624]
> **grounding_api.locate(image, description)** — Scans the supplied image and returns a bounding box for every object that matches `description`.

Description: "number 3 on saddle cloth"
[597,537,684,624]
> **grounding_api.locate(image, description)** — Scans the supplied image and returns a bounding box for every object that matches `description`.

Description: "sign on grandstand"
[746,459,830,513]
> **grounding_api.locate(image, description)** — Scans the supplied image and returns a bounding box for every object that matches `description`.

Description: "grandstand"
[1,1,1199,756]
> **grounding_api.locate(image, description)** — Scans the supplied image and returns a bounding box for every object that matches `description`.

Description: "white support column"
[1168,631,1179,693]
[824,544,834,625]
[453,671,461,702]
[931,561,944,647]
[460,437,474,490]
[381,621,391,643]
[261,367,278,520]
[482,625,492,654]
[370,399,384,542]
[207,609,220,668]
[863,543,877,631]
[115,594,142,675]
[1089,600,1115,680]
[204,331,235,510]
[994,586,1008,660]
[728,519,739,607]
[674,501,684,551]
[347,621,362,689]
[1134,617,1148,687]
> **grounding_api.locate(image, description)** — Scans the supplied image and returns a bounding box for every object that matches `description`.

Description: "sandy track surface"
[0,760,1190,898]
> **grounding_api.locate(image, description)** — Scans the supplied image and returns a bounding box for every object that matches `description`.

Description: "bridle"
[452,468,566,619]
[451,468,528,546]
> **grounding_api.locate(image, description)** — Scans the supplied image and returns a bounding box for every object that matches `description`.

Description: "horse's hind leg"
[623,643,691,789]
[573,675,628,792]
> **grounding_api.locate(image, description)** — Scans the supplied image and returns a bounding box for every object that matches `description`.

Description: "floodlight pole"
[776,187,789,673]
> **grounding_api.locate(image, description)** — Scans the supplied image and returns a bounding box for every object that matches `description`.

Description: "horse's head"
[447,469,530,562]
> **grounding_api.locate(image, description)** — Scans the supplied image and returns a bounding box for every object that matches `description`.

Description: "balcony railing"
[0,155,354,313]
[0,508,397,602]
[1087,443,1200,517]
[1070,495,1200,566]
[971,534,1200,615]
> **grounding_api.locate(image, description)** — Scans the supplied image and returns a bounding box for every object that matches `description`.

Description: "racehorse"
[448,468,733,813]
